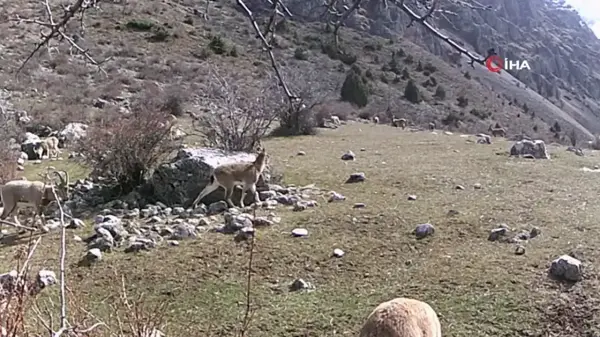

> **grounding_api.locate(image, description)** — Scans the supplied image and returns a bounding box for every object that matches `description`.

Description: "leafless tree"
[190,67,283,152]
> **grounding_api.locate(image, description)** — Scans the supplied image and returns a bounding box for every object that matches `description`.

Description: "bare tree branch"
[236,0,299,110]
[13,0,110,75]
[392,0,495,68]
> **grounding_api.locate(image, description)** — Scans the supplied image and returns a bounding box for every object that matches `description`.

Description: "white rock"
[333,248,344,257]
[291,228,308,237]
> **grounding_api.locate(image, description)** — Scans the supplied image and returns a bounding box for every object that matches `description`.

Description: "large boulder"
[60,123,88,143]
[509,139,550,159]
[150,148,271,207]
[20,132,42,160]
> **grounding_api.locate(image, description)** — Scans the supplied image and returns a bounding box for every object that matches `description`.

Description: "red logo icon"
[486,55,503,73]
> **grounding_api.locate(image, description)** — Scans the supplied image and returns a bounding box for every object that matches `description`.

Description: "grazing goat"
[488,125,506,137]
[428,122,436,130]
[392,118,407,129]
[192,146,268,209]
[373,116,380,124]
[359,297,442,337]
[34,136,60,159]
[0,170,70,232]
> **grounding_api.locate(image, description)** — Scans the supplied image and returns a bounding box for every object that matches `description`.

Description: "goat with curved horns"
[192,146,268,208]
[0,170,70,233]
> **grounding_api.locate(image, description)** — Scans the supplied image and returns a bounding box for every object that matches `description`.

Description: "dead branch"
[332,0,363,49]
[236,0,299,111]
[13,0,110,75]
[392,0,494,67]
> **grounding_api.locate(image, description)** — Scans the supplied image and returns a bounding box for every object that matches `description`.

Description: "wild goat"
[372,116,380,124]
[488,125,506,137]
[330,115,341,125]
[359,297,442,337]
[428,122,436,130]
[0,170,70,232]
[392,118,407,129]
[34,136,60,159]
[191,146,268,209]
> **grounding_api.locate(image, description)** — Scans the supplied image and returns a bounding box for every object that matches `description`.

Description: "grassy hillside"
[3,123,600,336]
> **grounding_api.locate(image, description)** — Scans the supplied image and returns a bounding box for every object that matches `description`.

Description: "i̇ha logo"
[485,55,531,73]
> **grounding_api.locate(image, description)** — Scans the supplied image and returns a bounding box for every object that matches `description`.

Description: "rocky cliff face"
[268,0,600,134]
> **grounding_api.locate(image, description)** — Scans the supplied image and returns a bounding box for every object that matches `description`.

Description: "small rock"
[488,228,507,241]
[549,255,582,282]
[333,248,344,257]
[345,172,366,184]
[414,223,435,239]
[530,227,540,238]
[208,201,228,214]
[84,248,102,263]
[407,195,417,200]
[474,183,482,189]
[297,151,306,156]
[289,278,315,292]
[291,228,308,237]
[328,191,346,202]
[341,150,356,161]
[353,203,366,208]
[168,240,180,246]
[455,185,465,190]
[515,245,526,255]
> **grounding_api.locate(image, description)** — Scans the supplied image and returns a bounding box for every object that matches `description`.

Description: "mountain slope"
[0,0,596,145]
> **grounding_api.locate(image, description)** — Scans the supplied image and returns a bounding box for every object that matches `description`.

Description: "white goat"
[373,116,380,124]
[0,170,70,232]
[359,297,442,337]
[330,115,341,125]
[192,146,268,208]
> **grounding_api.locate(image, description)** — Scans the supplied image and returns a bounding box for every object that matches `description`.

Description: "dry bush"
[194,67,282,152]
[76,92,179,195]
[273,68,336,136]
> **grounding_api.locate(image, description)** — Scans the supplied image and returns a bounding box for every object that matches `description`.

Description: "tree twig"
[14,0,109,75]
[236,0,299,111]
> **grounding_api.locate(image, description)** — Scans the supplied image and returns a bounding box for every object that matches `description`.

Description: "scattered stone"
[67,218,86,229]
[291,228,308,237]
[345,172,366,183]
[473,183,482,189]
[510,139,550,159]
[455,185,465,190]
[353,203,366,209]
[328,191,346,202]
[447,209,459,216]
[530,226,540,238]
[297,151,306,156]
[208,201,228,214]
[83,248,102,264]
[234,227,255,242]
[549,255,582,282]
[333,248,345,258]
[341,150,356,161]
[488,228,508,242]
[515,245,526,255]
[414,223,435,239]
[407,195,417,200]
[289,278,315,292]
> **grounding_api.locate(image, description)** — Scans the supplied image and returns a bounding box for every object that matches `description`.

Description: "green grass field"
[3,122,600,336]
